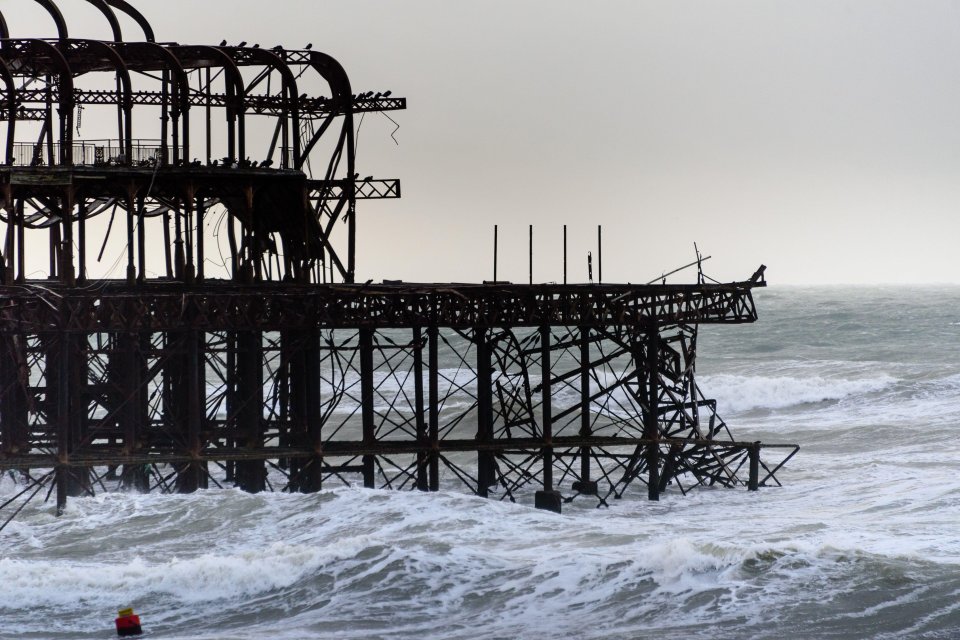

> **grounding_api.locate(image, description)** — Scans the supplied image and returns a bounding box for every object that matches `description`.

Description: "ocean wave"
[699,373,897,413]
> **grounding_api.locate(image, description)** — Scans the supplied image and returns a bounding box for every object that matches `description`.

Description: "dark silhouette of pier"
[0,0,797,526]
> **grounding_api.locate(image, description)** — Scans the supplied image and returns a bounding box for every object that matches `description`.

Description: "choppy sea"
[1,285,959,639]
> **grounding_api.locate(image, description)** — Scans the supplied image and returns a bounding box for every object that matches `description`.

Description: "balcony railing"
[10,140,181,167]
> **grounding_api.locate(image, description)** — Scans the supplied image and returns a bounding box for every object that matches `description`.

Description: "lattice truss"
[0,323,797,525]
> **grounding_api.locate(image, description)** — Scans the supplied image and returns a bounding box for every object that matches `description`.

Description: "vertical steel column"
[3,202,13,285]
[540,326,553,491]
[235,331,264,492]
[574,326,595,494]
[137,194,146,281]
[360,328,375,488]
[77,195,86,282]
[205,68,212,165]
[534,325,562,512]
[177,330,207,492]
[119,332,148,492]
[428,325,439,491]
[52,332,70,515]
[61,186,74,284]
[748,442,760,491]
[645,323,660,501]
[196,195,205,281]
[15,198,23,283]
[126,190,136,284]
[0,336,28,458]
[476,328,494,497]
[304,328,323,491]
[413,327,427,491]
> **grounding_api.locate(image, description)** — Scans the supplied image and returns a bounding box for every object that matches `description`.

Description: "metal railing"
[10,140,181,167]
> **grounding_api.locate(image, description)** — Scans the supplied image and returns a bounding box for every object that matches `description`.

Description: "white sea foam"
[5,289,960,639]
[699,373,897,413]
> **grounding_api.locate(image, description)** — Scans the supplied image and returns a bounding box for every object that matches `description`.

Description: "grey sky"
[13,0,960,284]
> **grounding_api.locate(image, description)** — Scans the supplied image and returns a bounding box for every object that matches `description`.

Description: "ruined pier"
[0,1,797,525]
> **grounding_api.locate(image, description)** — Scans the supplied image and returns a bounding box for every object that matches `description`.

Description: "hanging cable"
[380,111,400,145]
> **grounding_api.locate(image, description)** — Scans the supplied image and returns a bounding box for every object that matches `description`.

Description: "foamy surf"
[4,287,960,639]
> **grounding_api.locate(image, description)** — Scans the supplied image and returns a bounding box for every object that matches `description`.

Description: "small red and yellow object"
[115,607,143,637]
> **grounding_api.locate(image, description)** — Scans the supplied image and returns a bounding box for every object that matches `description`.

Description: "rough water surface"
[1,285,959,639]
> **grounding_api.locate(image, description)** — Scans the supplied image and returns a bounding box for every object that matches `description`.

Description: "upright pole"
[748,442,760,491]
[535,324,561,512]
[563,224,567,285]
[77,195,86,283]
[576,326,594,494]
[493,225,498,281]
[597,225,602,284]
[476,328,494,497]
[428,325,439,491]
[414,327,427,491]
[360,328,375,488]
[528,224,533,285]
[645,322,660,500]
[540,325,553,492]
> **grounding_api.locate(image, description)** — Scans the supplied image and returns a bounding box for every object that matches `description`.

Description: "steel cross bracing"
[0,88,406,120]
[0,1,798,524]
[0,275,797,523]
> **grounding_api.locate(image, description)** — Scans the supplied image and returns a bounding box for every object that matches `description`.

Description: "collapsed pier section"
[0,1,797,523]
[0,274,797,519]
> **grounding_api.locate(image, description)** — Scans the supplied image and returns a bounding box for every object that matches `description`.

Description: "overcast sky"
[11,0,960,285]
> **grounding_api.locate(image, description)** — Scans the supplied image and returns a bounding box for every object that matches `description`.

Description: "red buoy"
[115,608,143,637]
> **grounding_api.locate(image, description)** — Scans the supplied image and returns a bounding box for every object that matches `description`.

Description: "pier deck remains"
[0,1,797,524]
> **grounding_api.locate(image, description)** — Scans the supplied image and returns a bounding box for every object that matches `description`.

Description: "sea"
[0,285,959,639]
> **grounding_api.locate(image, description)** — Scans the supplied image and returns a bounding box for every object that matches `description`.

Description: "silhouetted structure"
[0,1,796,525]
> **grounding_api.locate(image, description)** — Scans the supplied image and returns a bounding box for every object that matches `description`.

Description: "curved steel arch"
[32,0,68,40]
[83,0,123,42]
[222,46,302,168]
[65,39,133,160]
[171,45,246,162]
[306,50,357,281]
[103,0,153,42]
[301,51,355,176]
[3,39,75,162]
[114,41,192,162]
[0,12,8,39]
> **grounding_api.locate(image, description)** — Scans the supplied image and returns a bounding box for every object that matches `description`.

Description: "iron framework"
[0,1,796,524]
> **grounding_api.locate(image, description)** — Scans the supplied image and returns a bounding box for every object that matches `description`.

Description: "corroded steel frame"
[0,3,797,525]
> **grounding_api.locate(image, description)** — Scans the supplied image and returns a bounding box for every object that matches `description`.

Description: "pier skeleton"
[0,1,797,523]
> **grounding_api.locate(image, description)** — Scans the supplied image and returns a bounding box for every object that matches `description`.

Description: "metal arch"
[3,39,75,161]
[171,45,246,161]
[65,40,133,159]
[306,50,357,281]
[300,50,355,173]
[113,41,192,161]
[103,0,153,42]
[0,12,8,39]
[221,46,301,168]
[0,56,17,165]
[83,0,123,42]
[31,0,68,40]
